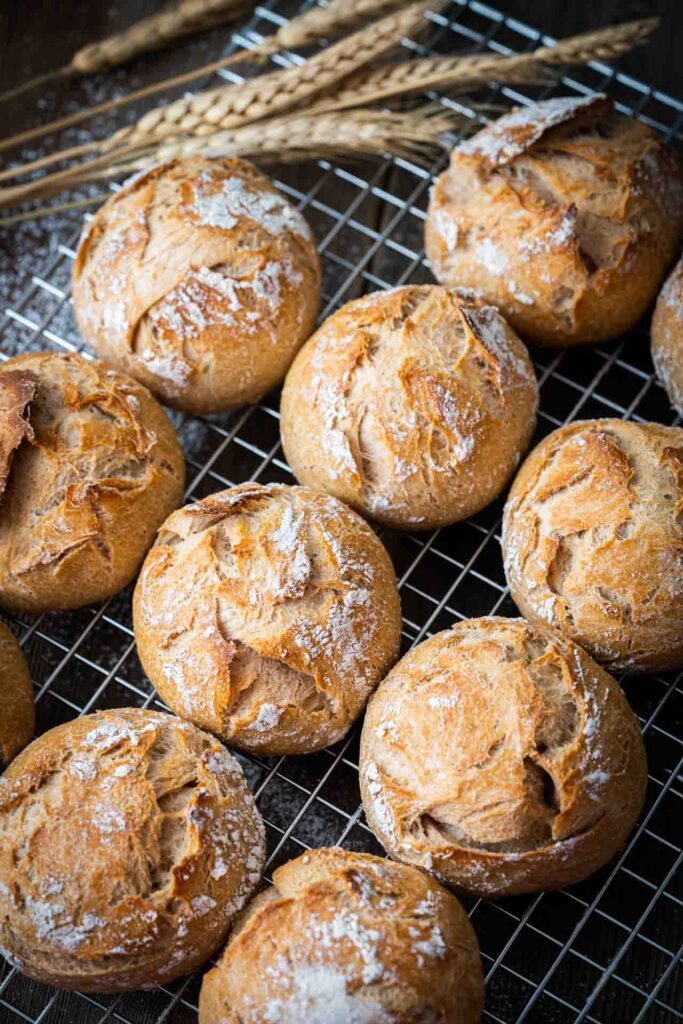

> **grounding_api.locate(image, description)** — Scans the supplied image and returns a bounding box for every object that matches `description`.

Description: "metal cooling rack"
[0,1,682,1022]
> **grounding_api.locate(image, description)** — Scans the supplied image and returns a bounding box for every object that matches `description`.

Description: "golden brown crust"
[0,622,34,767]
[502,419,683,673]
[133,482,401,755]
[72,157,321,414]
[0,370,37,504]
[199,847,483,1024]
[0,351,185,614]
[360,617,647,898]
[426,95,683,347]
[652,256,683,413]
[280,284,538,530]
[0,708,265,992]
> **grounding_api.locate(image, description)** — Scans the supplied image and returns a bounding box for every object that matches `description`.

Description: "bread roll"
[133,483,401,755]
[652,256,683,413]
[199,847,483,1024]
[360,617,646,898]
[426,94,683,347]
[72,157,321,414]
[0,708,265,992]
[280,285,538,530]
[0,622,34,767]
[0,352,184,614]
[502,419,683,673]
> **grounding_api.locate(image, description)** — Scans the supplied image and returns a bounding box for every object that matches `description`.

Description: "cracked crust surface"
[133,483,402,755]
[502,419,683,673]
[359,617,646,898]
[652,256,683,414]
[72,157,321,414]
[0,708,265,992]
[199,847,483,1024]
[280,284,538,530]
[426,95,683,347]
[0,622,34,767]
[0,352,185,614]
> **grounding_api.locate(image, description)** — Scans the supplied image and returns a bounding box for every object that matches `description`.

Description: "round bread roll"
[0,708,265,992]
[0,352,185,614]
[360,617,647,898]
[133,483,401,755]
[502,419,683,674]
[652,256,683,413]
[199,847,483,1024]
[72,157,321,414]
[0,623,34,767]
[280,285,538,530]
[426,94,683,347]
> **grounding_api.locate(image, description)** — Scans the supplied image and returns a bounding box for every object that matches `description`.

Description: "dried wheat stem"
[311,17,659,113]
[169,106,459,163]
[71,0,253,74]
[0,0,413,154]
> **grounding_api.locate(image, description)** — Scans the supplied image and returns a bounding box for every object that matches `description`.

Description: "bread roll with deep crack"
[502,419,683,673]
[360,617,646,898]
[0,622,33,767]
[426,94,683,347]
[72,157,321,414]
[133,483,402,755]
[199,847,483,1024]
[280,284,538,530]
[652,256,683,413]
[0,708,265,992]
[0,352,185,614]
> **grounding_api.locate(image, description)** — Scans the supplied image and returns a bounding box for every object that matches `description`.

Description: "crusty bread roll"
[426,94,683,347]
[652,256,683,413]
[360,617,646,898]
[199,847,483,1024]
[133,482,401,755]
[0,708,265,992]
[0,352,185,614]
[280,285,538,530]
[502,419,683,674]
[0,622,34,767]
[72,157,321,414]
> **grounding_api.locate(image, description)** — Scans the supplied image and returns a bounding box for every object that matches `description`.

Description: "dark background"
[0,0,680,133]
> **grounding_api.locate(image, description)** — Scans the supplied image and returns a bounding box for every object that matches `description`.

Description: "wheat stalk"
[0,0,253,105]
[112,1,434,148]
[310,17,659,112]
[161,105,459,162]
[0,2,433,210]
[0,0,412,155]
[71,0,254,74]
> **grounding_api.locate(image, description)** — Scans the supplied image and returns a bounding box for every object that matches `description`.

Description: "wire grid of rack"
[0,1,682,1022]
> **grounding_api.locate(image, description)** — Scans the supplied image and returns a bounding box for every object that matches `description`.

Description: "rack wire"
[0,1,682,1022]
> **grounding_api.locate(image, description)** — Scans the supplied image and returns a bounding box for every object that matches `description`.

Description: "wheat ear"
[0,0,252,105]
[0,0,412,155]
[311,17,659,113]
[0,1,433,210]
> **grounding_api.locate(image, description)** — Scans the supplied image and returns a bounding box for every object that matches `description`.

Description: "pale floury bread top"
[360,617,647,898]
[426,94,683,347]
[652,256,683,413]
[280,284,538,530]
[0,352,185,614]
[0,622,33,767]
[502,418,683,673]
[133,482,402,755]
[72,156,321,414]
[199,847,484,1024]
[0,708,265,993]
